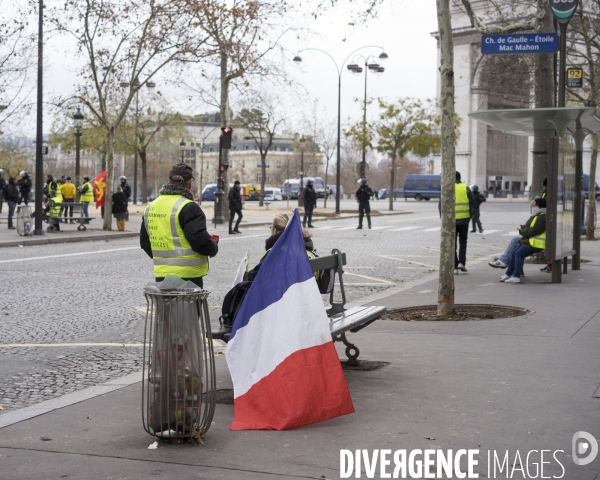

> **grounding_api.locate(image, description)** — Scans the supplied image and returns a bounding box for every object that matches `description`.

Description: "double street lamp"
[73,107,84,192]
[180,139,186,163]
[293,46,388,214]
[347,54,386,179]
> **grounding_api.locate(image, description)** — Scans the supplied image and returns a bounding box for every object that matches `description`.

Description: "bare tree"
[569,0,600,240]
[52,0,208,230]
[187,0,293,215]
[235,97,287,207]
[437,0,457,316]
[0,0,35,129]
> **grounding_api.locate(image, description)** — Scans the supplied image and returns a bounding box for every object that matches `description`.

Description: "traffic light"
[221,126,233,149]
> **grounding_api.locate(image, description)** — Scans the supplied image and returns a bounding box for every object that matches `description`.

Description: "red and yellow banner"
[94,170,107,208]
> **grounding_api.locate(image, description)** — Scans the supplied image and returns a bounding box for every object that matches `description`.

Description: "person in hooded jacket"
[470,185,486,233]
[302,180,317,228]
[5,177,19,229]
[0,171,6,213]
[356,178,374,229]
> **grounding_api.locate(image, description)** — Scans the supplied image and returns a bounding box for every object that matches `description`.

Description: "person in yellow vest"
[140,163,218,288]
[79,176,94,218]
[500,198,546,284]
[454,171,476,273]
[47,188,63,231]
[60,176,77,223]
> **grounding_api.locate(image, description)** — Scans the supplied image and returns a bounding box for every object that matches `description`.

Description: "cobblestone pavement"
[0,201,529,412]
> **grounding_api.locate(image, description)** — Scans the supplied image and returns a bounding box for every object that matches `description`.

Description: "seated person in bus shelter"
[499,198,546,284]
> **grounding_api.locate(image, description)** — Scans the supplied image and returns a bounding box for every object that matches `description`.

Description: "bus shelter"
[469,108,600,284]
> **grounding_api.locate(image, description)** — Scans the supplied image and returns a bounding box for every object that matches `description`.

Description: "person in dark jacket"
[228,180,243,234]
[500,198,547,284]
[112,186,128,231]
[16,171,32,205]
[0,170,6,213]
[356,178,374,229]
[5,177,20,229]
[120,176,131,201]
[302,180,317,228]
[140,163,218,288]
[470,184,486,233]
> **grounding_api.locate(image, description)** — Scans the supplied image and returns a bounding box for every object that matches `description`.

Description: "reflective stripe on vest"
[80,182,94,202]
[144,195,209,278]
[455,183,470,220]
[528,213,546,249]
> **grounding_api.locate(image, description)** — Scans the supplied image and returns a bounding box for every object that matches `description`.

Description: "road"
[0,201,531,412]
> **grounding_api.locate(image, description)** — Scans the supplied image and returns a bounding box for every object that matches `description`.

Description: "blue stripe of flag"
[229,210,314,341]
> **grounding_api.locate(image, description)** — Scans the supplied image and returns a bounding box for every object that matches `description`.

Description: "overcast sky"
[18,0,439,135]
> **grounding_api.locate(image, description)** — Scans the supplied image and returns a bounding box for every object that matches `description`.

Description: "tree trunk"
[324,156,330,208]
[140,148,148,203]
[259,153,266,207]
[586,134,598,240]
[389,156,395,211]
[220,52,230,221]
[103,126,115,231]
[436,0,457,316]
[531,1,555,199]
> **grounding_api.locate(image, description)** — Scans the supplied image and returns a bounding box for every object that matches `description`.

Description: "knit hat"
[169,163,194,182]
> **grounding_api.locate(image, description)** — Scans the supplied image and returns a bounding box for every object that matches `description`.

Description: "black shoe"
[480,230,484,233]
[8,226,15,230]
[470,230,476,233]
[308,225,315,228]
[357,226,362,229]
[540,266,552,272]
[234,229,242,234]
[229,230,237,235]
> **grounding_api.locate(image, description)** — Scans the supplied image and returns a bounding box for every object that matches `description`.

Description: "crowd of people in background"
[1,171,132,231]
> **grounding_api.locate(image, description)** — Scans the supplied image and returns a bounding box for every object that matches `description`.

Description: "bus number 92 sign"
[550,0,579,24]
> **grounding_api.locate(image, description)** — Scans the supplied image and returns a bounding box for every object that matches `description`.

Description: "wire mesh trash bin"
[142,284,216,441]
[16,204,33,236]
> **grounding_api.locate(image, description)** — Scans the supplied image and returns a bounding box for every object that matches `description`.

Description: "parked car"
[379,188,404,200]
[403,174,441,201]
[201,184,217,201]
[263,187,283,201]
[583,174,600,201]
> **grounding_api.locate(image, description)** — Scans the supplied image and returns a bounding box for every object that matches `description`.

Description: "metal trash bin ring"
[142,287,216,441]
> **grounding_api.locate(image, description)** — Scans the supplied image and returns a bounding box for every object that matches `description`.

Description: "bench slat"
[330,306,386,336]
[309,252,347,272]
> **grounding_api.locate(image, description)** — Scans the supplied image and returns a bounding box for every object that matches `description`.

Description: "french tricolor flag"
[225,210,354,430]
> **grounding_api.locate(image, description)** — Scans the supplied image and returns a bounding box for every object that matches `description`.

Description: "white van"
[264,187,283,201]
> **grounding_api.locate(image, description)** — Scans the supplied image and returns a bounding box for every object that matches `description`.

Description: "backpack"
[309,251,335,294]
[219,280,253,329]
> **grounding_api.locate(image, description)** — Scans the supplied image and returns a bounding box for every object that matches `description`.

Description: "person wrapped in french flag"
[225,210,354,430]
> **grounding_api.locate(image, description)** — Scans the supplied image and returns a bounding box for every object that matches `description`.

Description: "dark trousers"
[471,211,482,232]
[0,197,3,213]
[455,223,469,267]
[7,201,16,228]
[20,193,30,205]
[506,244,537,278]
[62,198,74,219]
[229,208,243,232]
[303,204,315,226]
[358,201,371,227]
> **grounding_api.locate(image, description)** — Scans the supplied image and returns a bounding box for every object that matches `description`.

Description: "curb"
[0,231,139,249]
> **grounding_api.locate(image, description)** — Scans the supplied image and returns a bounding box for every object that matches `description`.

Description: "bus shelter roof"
[468,107,600,138]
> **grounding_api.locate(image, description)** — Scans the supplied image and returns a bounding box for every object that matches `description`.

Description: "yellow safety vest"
[49,189,62,217]
[144,195,209,279]
[80,182,94,203]
[455,183,471,220]
[528,213,546,250]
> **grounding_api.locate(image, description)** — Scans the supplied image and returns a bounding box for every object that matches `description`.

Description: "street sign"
[550,0,579,24]
[481,34,558,55]
[567,68,583,88]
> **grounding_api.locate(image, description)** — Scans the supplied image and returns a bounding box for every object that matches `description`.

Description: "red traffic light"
[220,126,233,149]
[222,126,232,134]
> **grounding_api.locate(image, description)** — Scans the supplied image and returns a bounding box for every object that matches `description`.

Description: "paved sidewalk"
[0,241,598,479]
[0,202,412,248]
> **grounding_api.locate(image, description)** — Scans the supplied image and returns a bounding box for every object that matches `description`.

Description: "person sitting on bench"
[500,198,546,284]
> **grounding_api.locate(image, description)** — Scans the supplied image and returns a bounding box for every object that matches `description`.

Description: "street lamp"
[292,46,388,214]
[180,139,186,163]
[349,53,386,178]
[297,135,306,208]
[73,106,84,192]
[132,80,155,204]
[33,0,44,235]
